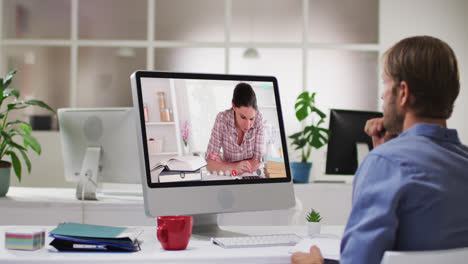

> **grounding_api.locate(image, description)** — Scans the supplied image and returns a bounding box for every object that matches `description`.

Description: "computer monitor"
[58,107,142,200]
[325,109,383,175]
[130,71,295,238]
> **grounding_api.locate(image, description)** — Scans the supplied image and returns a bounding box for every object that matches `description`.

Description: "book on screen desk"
[151,155,207,176]
[49,222,142,252]
[264,157,287,178]
[158,169,202,182]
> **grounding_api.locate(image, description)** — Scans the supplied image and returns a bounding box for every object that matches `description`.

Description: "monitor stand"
[76,146,102,201]
[191,213,247,240]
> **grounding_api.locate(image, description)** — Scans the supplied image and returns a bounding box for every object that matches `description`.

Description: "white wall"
[380,0,468,143]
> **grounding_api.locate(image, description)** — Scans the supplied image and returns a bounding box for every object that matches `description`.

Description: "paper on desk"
[289,236,341,260]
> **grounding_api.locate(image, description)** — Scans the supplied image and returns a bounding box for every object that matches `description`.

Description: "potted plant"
[288,91,329,183]
[306,208,322,236]
[0,69,55,197]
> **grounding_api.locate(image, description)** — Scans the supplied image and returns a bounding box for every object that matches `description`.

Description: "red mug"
[157,215,193,250]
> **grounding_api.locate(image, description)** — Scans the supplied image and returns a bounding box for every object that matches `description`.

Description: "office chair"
[381,246,468,264]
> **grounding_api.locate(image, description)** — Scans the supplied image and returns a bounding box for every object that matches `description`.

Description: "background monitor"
[58,108,142,200]
[130,71,295,237]
[325,109,383,175]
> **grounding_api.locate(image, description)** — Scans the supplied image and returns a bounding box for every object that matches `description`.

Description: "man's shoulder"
[370,134,426,156]
[363,136,428,171]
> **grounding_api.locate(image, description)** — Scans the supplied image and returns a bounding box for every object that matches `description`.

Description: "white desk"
[0,225,344,264]
[1,186,353,226]
[0,187,153,226]
[0,187,303,227]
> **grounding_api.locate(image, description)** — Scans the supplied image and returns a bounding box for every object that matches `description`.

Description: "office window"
[309,0,379,43]
[231,0,303,43]
[77,47,146,107]
[1,46,70,129]
[154,48,224,73]
[0,0,380,179]
[2,0,70,39]
[78,0,147,40]
[155,0,224,41]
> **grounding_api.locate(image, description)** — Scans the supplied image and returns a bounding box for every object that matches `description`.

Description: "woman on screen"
[205,82,264,175]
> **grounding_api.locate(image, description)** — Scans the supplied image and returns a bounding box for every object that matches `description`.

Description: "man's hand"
[291,246,324,264]
[364,117,396,147]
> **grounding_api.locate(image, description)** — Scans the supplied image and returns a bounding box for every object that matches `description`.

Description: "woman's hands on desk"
[234,160,253,174]
[291,246,324,264]
[207,152,260,174]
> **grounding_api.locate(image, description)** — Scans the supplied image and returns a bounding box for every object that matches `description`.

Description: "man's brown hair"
[383,36,460,119]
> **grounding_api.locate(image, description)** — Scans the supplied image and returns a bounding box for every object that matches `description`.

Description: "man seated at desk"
[292,36,468,264]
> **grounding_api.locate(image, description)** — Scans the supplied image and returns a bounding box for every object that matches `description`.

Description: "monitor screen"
[325,109,383,175]
[130,71,295,237]
[58,107,142,200]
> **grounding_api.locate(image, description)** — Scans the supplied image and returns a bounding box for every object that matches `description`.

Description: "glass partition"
[77,47,146,107]
[2,0,71,39]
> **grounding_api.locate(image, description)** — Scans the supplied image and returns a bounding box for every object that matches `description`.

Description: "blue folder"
[49,222,141,252]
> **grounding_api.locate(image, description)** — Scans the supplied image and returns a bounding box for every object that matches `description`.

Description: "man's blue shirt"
[340,123,468,264]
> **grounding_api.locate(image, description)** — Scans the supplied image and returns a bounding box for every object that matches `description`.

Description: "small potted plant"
[0,69,55,197]
[306,208,322,236]
[288,91,329,183]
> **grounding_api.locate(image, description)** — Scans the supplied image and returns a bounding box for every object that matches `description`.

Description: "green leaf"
[18,148,31,174]
[8,140,27,152]
[7,101,28,111]
[6,150,21,182]
[23,134,41,154]
[291,138,307,150]
[6,120,29,126]
[288,131,302,140]
[3,88,20,99]
[310,106,326,119]
[306,208,322,222]
[295,106,308,121]
[19,123,32,135]
[23,99,55,113]
[296,91,309,101]
[318,127,329,135]
[2,69,17,90]
[0,130,13,143]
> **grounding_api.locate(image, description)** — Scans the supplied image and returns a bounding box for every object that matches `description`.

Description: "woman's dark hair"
[232,82,257,110]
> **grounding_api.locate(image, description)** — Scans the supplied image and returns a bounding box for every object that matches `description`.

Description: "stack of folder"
[265,157,287,178]
[49,222,142,252]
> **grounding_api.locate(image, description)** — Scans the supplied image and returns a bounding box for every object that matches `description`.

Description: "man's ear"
[232,103,236,110]
[398,81,410,107]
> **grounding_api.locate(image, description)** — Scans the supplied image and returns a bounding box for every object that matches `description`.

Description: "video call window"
[139,77,288,184]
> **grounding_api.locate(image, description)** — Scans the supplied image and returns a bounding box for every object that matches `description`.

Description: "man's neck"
[403,112,447,132]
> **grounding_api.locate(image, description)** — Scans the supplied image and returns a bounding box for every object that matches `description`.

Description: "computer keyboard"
[211,234,302,248]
